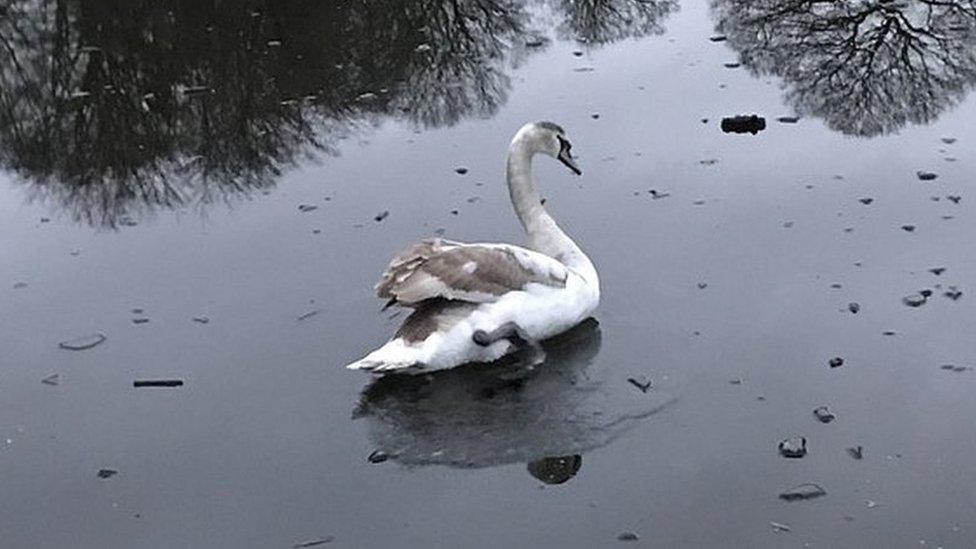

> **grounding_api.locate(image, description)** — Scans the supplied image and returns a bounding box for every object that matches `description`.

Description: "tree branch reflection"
[554,0,679,44]
[0,0,678,227]
[712,0,976,136]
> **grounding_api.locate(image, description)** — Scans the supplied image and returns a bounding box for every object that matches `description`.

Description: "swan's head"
[516,121,582,175]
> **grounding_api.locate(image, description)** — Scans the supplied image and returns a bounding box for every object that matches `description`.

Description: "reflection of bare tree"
[353,320,673,476]
[554,0,679,44]
[0,0,535,227]
[0,0,678,227]
[712,0,976,136]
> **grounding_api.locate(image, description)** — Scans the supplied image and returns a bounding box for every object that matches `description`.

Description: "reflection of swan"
[353,319,675,476]
[346,122,598,374]
[527,455,583,484]
[711,0,976,136]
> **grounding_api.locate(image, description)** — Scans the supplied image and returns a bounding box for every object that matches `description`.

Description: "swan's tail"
[345,338,425,373]
[345,357,419,373]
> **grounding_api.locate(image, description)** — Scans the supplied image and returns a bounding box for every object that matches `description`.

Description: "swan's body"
[346,122,599,374]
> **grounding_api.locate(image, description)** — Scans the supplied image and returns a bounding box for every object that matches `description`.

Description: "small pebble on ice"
[813,406,836,423]
[778,436,807,458]
[779,483,827,502]
[903,294,927,307]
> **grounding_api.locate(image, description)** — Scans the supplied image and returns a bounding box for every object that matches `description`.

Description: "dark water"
[2,1,976,547]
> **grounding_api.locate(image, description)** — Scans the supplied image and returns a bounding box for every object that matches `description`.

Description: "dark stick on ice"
[296,309,321,322]
[627,377,652,393]
[293,536,335,548]
[133,380,184,388]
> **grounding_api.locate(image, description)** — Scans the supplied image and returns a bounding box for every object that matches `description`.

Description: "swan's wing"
[375,238,569,307]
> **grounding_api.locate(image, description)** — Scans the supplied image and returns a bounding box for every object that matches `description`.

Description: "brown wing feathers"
[375,239,565,307]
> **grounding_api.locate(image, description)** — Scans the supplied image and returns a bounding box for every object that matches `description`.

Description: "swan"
[346,121,599,374]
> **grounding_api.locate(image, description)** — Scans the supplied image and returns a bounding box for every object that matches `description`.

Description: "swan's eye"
[557,135,571,153]
[555,135,581,175]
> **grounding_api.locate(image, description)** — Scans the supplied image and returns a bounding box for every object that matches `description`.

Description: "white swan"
[346,121,600,374]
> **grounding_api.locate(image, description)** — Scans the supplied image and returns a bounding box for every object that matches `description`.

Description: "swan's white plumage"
[346,122,599,374]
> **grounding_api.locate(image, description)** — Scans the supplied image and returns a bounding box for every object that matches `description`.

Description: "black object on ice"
[721,115,766,134]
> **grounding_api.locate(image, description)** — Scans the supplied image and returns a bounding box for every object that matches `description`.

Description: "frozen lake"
[1,1,975,547]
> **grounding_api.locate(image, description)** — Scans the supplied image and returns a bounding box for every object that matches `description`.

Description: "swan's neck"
[506,138,594,276]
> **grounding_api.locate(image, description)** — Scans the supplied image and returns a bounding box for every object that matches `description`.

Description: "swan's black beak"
[557,137,582,175]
